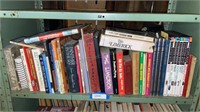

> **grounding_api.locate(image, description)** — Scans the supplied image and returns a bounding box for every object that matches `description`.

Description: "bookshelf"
[0,0,199,111]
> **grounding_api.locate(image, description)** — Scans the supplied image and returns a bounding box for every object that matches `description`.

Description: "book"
[110,48,118,94]
[186,55,197,97]
[82,33,100,92]
[122,102,128,112]
[140,103,153,112]
[105,102,111,112]
[32,48,46,92]
[124,55,133,95]
[134,104,141,112]
[99,101,104,112]
[127,103,134,112]
[24,25,82,44]
[117,103,123,112]
[142,53,147,95]
[14,56,29,89]
[99,34,154,53]
[63,39,80,93]
[139,52,144,95]
[111,102,117,112]
[101,47,114,94]
[4,44,21,91]
[131,51,140,95]
[146,53,153,96]
[94,30,105,93]
[116,49,125,95]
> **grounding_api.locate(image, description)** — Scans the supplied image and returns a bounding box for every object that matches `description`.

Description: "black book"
[110,48,118,94]
[93,30,105,92]
[63,40,80,93]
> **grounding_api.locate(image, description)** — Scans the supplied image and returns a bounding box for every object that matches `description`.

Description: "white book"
[111,102,118,112]
[99,101,105,112]
[19,48,33,91]
[122,102,128,112]
[117,103,123,112]
[99,34,154,53]
[127,103,133,112]
[134,104,141,112]
[172,104,182,112]
[142,53,147,95]
[31,49,45,92]
[105,29,154,42]
[14,56,29,89]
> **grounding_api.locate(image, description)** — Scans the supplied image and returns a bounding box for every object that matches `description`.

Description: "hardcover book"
[101,47,114,94]
[124,55,133,95]
[110,48,118,94]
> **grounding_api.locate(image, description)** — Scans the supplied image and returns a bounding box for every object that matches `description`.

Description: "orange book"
[51,39,64,94]
[26,48,40,91]
[116,49,125,95]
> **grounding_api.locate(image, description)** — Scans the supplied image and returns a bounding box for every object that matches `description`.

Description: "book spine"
[14,57,29,89]
[145,53,152,96]
[74,45,83,94]
[159,40,170,96]
[24,29,79,44]
[132,52,139,95]
[63,42,80,93]
[79,39,90,93]
[99,34,154,53]
[156,38,165,95]
[94,35,105,93]
[116,49,125,95]
[110,48,118,94]
[39,54,50,93]
[77,45,86,93]
[20,48,33,91]
[57,38,69,93]
[23,47,37,91]
[4,46,21,91]
[139,52,144,95]
[32,49,46,92]
[182,54,192,97]
[124,56,132,95]
[101,47,114,94]
[83,33,100,92]
[142,53,147,95]
[150,38,158,95]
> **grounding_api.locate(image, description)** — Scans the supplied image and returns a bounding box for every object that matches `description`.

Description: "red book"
[182,54,192,97]
[23,47,38,91]
[116,49,125,95]
[83,33,100,92]
[146,53,153,96]
[74,45,83,94]
[124,55,133,95]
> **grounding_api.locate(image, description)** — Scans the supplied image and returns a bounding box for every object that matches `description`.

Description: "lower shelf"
[11,90,193,104]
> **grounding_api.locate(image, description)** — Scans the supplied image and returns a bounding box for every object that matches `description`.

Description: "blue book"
[39,53,52,93]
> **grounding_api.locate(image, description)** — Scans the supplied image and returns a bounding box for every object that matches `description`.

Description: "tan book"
[95,101,100,111]
[76,101,86,112]
[127,103,134,112]
[105,102,111,112]
[40,99,46,106]
[45,99,52,107]
[67,100,73,107]
[117,103,123,112]
[72,100,78,107]
[53,99,59,107]
[172,104,182,112]
[122,102,128,112]
[131,51,140,95]
[142,53,147,95]
[111,102,118,112]
[90,101,96,111]
[155,104,164,111]
[83,101,89,112]
[160,104,168,111]
[140,103,153,112]
[186,55,197,98]
[58,100,64,107]
[63,100,69,107]
[99,101,105,112]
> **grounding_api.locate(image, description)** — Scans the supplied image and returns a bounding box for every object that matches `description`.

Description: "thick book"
[93,30,105,93]
[146,53,153,96]
[139,52,144,95]
[99,34,154,53]
[124,55,133,95]
[4,44,21,91]
[32,48,46,91]
[63,39,80,93]
[24,25,82,44]
[100,47,114,94]
[82,33,100,92]
[14,56,29,89]
[110,48,118,94]
[116,49,125,95]
[131,51,140,95]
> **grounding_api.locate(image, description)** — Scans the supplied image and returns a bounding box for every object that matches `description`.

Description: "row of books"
[37,100,182,112]
[4,25,196,98]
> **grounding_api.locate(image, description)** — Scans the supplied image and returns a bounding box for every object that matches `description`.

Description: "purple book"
[100,47,114,94]
[79,39,91,93]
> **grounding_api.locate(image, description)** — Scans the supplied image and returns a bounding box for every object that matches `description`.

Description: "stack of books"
[4,25,196,98]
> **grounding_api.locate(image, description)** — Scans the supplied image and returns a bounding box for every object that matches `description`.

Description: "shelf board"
[0,10,200,22]
[11,90,193,104]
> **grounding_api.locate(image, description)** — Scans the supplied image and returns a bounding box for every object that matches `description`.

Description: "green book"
[139,52,144,95]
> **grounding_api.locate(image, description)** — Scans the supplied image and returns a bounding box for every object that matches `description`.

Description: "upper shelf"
[0,10,200,22]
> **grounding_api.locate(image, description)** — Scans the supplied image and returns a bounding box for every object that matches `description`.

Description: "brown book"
[82,33,100,92]
[45,99,52,107]
[26,48,40,91]
[124,55,133,95]
[186,55,197,98]
[131,51,140,95]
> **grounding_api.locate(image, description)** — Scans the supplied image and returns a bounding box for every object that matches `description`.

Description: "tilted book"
[99,34,154,53]
[100,47,114,94]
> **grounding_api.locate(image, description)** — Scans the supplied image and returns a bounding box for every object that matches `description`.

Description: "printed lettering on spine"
[63,40,80,93]
[101,47,114,94]
[110,48,118,94]
[83,33,100,92]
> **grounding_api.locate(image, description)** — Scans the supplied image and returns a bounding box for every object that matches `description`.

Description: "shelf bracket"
[190,78,200,111]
